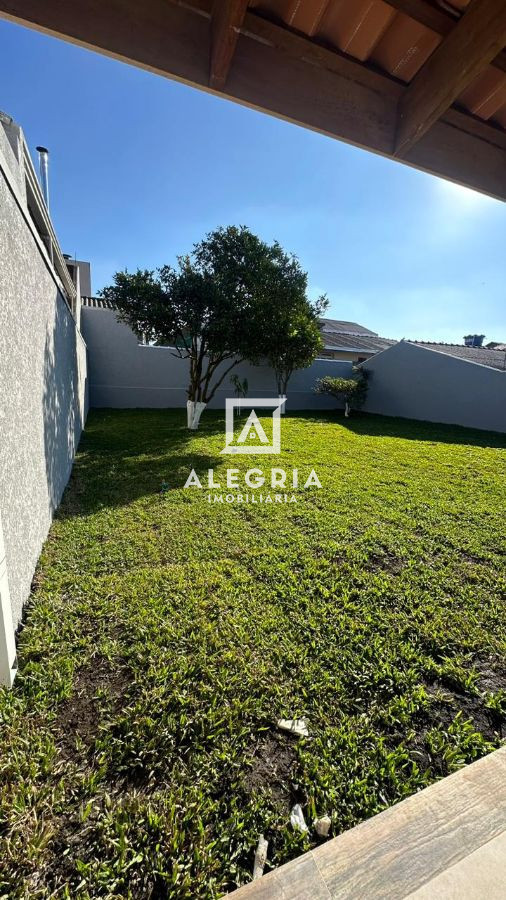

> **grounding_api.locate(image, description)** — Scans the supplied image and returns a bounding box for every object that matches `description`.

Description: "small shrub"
[314,368,368,416]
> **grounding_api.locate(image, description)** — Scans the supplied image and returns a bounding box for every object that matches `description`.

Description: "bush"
[315,369,368,416]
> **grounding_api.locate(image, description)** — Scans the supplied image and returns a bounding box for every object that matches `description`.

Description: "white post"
[0,513,17,687]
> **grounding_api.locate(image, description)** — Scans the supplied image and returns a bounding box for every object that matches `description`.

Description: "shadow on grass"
[57,407,505,520]
[300,409,506,449]
[55,408,226,517]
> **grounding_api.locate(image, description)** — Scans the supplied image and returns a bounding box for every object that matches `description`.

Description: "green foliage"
[1,410,505,897]
[230,375,248,398]
[484,689,506,724]
[100,226,321,416]
[267,306,327,395]
[315,368,369,411]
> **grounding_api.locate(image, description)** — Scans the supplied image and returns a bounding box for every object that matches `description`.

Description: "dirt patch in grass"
[472,656,506,694]
[407,661,506,774]
[367,549,404,575]
[244,732,298,810]
[56,657,128,761]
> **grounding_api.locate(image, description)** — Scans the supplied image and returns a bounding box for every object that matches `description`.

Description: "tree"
[100,226,314,429]
[314,368,369,417]
[267,308,326,397]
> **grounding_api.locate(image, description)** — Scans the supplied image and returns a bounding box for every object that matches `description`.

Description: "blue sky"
[1,18,505,343]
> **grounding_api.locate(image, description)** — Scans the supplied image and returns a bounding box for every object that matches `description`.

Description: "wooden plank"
[226,32,506,199]
[241,11,402,98]
[0,0,505,198]
[395,0,506,156]
[405,830,506,898]
[230,852,331,898]
[385,0,456,35]
[0,0,211,86]
[230,746,506,898]
[314,745,506,898]
[210,0,249,89]
[444,107,506,153]
[241,12,506,151]
[385,0,506,72]
[227,32,398,154]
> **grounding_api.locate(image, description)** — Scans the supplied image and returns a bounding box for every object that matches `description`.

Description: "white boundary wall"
[81,306,353,411]
[0,117,88,684]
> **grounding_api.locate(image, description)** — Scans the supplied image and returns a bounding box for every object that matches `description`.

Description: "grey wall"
[362,341,506,434]
[81,307,353,411]
[0,141,88,627]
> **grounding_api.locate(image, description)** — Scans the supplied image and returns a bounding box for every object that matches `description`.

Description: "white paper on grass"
[290,804,308,832]
[277,718,309,738]
[314,815,331,837]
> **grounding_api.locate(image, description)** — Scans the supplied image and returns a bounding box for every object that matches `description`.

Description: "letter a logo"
[221,398,285,455]
[236,410,270,445]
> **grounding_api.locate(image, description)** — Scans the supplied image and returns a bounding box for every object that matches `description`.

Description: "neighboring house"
[318,318,396,362]
[408,341,506,372]
[64,256,92,299]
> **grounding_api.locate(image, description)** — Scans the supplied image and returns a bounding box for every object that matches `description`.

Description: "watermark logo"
[182,396,321,504]
[221,398,284,455]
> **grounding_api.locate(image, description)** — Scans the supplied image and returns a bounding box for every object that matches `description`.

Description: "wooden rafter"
[0,0,505,198]
[385,0,456,35]
[240,10,506,149]
[394,0,506,157]
[385,0,506,71]
[209,0,249,89]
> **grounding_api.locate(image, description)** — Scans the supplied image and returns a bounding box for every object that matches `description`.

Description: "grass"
[1,408,505,898]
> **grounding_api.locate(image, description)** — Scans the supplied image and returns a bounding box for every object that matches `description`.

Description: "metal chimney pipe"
[35,145,49,210]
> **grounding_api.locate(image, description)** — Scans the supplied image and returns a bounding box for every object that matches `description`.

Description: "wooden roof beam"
[394,0,506,158]
[385,0,506,71]
[209,0,249,89]
[385,0,456,35]
[0,0,505,198]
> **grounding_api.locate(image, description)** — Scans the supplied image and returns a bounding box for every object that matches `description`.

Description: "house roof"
[81,296,116,309]
[408,341,506,371]
[323,333,396,353]
[2,0,506,199]
[319,318,378,337]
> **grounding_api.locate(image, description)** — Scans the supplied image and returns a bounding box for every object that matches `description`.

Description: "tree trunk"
[189,401,206,430]
[280,374,291,414]
[345,401,350,417]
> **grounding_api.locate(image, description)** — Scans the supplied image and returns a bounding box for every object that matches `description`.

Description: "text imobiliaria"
[184,467,322,504]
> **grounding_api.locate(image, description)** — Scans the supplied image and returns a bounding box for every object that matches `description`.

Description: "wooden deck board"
[405,830,506,899]
[230,745,506,899]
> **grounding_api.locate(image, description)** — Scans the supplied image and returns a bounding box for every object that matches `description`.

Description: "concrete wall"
[81,306,353,411]
[0,125,88,644]
[362,341,506,434]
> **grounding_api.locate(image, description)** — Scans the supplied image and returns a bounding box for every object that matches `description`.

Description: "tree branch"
[205,357,243,402]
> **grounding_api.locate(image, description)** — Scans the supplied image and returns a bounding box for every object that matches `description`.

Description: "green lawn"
[1,409,506,898]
